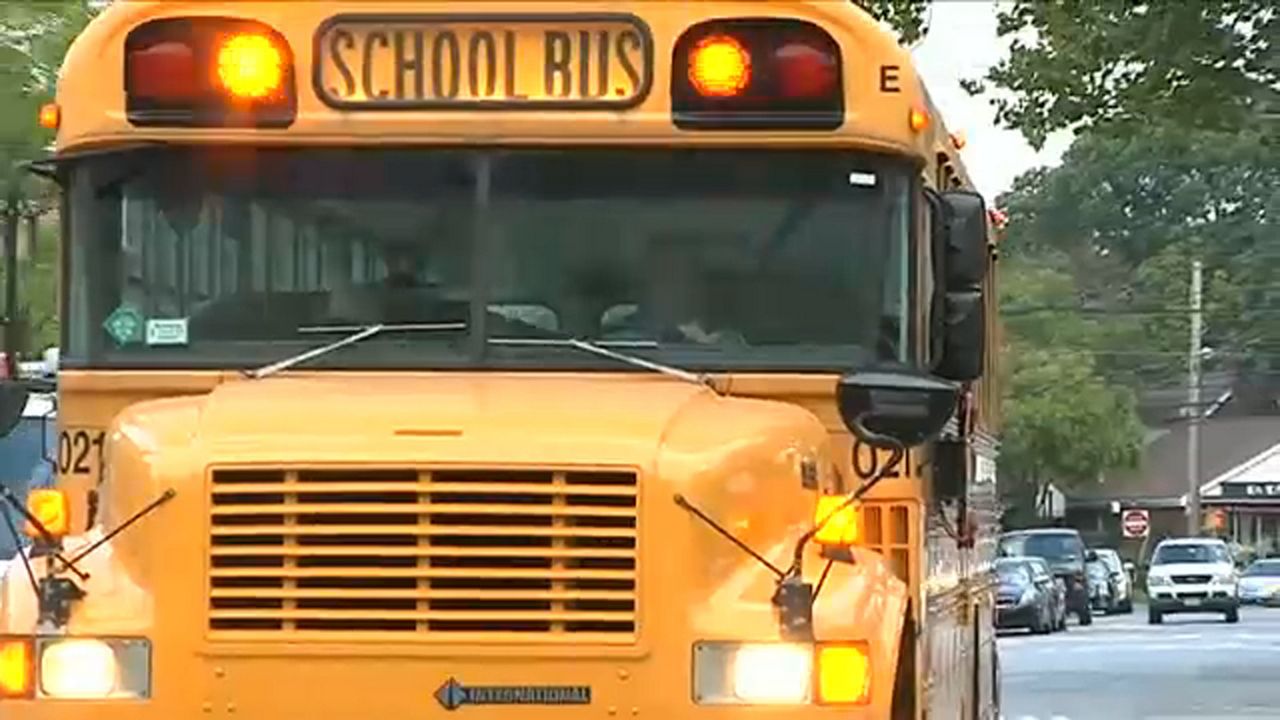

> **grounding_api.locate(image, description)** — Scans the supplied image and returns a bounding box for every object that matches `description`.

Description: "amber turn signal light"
[24,489,70,540]
[817,642,872,704]
[813,496,862,547]
[38,103,60,130]
[0,638,33,699]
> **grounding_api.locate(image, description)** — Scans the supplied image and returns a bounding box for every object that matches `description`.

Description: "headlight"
[732,645,811,703]
[693,641,871,706]
[35,637,150,700]
[1212,573,1235,585]
[1148,574,1171,588]
[1019,588,1035,605]
[41,640,117,698]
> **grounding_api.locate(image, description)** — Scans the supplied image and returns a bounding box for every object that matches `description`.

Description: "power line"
[1004,305,1280,317]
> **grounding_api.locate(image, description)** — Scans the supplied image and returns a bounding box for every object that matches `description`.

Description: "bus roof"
[51,0,974,188]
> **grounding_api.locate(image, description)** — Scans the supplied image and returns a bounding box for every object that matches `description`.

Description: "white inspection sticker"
[145,318,189,346]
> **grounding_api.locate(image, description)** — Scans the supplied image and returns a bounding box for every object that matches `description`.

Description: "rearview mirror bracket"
[835,364,960,450]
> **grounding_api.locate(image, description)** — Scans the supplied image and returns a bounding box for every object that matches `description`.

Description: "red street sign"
[1121,509,1150,538]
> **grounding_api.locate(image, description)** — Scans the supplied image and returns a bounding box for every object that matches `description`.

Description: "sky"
[910,1,1073,202]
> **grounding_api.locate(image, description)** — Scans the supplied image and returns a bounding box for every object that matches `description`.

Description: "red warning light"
[775,42,838,99]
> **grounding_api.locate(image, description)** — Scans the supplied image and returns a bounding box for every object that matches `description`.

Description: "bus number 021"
[57,429,105,476]
[851,440,911,481]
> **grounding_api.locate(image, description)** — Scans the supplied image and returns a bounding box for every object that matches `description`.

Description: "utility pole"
[1187,259,1204,536]
[2,191,18,355]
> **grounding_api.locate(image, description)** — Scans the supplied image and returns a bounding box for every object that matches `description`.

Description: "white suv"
[1146,537,1239,624]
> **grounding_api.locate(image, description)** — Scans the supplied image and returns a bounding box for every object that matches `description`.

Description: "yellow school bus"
[0,2,1001,718]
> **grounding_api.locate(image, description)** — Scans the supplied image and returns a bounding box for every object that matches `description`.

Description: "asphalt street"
[1000,604,1280,720]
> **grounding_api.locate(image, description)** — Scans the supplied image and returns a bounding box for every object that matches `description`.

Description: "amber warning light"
[672,18,844,130]
[124,17,296,128]
[217,33,285,99]
[689,35,752,97]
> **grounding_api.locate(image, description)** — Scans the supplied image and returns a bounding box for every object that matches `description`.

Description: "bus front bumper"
[2,701,890,720]
[0,652,891,720]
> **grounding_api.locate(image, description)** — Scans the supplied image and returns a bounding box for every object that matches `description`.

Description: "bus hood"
[94,373,846,643]
[160,374,831,469]
[107,373,836,496]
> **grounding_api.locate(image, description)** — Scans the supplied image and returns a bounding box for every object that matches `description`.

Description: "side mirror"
[0,381,29,438]
[835,365,959,448]
[929,190,990,382]
[1123,561,1135,573]
[1086,549,1099,562]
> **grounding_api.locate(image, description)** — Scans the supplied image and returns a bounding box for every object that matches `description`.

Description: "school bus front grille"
[207,468,638,641]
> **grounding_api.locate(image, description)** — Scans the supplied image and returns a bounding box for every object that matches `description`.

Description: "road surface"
[1000,604,1280,719]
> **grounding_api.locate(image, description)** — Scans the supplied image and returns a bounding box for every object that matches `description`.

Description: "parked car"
[16,346,58,381]
[1238,558,1280,606]
[995,557,1057,634]
[1086,558,1114,613]
[1146,537,1240,624]
[998,528,1095,626]
[1094,548,1134,613]
[1025,556,1067,631]
[0,391,57,579]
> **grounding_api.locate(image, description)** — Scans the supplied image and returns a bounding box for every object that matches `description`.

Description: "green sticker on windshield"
[103,304,145,346]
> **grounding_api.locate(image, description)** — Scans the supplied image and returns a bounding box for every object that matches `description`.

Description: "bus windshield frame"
[61,145,919,373]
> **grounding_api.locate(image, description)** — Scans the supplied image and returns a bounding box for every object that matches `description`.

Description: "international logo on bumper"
[434,677,591,711]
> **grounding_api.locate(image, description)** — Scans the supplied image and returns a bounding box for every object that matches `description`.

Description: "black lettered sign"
[314,14,653,109]
[1222,482,1280,499]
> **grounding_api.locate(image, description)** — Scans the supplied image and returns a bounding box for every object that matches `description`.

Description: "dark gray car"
[995,558,1057,634]
[998,528,1095,626]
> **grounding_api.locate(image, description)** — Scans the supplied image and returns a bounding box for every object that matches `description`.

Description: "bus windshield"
[65,147,913,372]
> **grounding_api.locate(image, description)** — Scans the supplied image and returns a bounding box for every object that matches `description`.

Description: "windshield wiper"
[488,336,721,393]
[247,322,467,379]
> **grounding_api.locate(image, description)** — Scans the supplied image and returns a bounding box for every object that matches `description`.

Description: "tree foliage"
[999,124,1280,390]
[1001,348,1142,484]
[0,0,95,201]
[998,254,1145,496]
[0,1,97,352]
[966,1,1278,149]
[852,0,931,45]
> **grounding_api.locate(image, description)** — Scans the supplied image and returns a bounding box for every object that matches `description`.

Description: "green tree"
[997,124,1279,389]
[852,0,931,44]
[965,1,1277,149]
[0,0,96,200]
[0,1,98,353]
[997,253,1145,517]
[999,345,1144,520]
